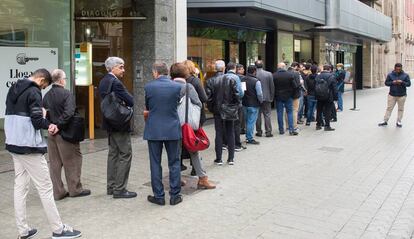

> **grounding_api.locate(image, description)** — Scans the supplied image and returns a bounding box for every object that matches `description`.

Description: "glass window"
[278,32,293,65]
[0,0,70,148]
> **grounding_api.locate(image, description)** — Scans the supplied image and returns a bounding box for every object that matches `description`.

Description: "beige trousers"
[12,153,63,236]
[384,95,407,122]
[48,134,83,199]
[285,98,300,129]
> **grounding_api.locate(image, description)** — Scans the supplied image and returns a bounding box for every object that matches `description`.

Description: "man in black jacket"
[5,69,81,239]
[206,60,240,165]
[43,69,90,200]
[315,65,338,131]
[98,57,136,199]
[378,63,411,127]
[273,62,298,136]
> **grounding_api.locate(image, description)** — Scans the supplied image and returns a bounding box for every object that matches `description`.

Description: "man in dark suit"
[98,57,136,199]
[144,62,183,206]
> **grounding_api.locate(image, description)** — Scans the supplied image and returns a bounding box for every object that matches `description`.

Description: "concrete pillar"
[362,41,372,88]
[175,0,187,62]
[313,34,326,65]
[132,0,176,135]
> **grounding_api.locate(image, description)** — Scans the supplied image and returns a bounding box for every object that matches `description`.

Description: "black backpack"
[315,77,330,100]
[100,79,133,130]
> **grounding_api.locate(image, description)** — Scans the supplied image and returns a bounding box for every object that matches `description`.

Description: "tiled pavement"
[1,87,414,239]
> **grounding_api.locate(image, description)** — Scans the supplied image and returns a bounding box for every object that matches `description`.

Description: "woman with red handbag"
[170,63,216,190]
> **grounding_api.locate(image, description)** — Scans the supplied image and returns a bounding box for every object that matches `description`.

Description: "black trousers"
[331,101,337,120]
[214,114,235,161]
[316,100,332,127]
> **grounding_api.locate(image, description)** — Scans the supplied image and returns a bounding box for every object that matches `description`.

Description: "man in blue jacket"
[144,62,183,206]
[98,57,136,199]
[379,63,411,128]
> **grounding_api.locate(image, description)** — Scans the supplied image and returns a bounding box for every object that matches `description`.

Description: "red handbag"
[181,84,209,152]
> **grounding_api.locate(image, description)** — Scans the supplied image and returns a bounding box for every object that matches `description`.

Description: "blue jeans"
[298,93,305,120]
[243,106,259,141]
[275,98,294,133]
[337,92,343,111]
[306,95,317,123]
[148,140,181,199]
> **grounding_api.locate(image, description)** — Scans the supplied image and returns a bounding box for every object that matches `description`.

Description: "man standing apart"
[378,63,411,128]
[206,60,240,165]
[335,63,346,112]
[273,63,299,136]
[255,60,274,137]
[144,62,183,206]
[98,57,136,199]
[5,69,81,239]
[315,65,337,131]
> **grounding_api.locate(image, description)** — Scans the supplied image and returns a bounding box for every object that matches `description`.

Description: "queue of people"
[6,55,408,239]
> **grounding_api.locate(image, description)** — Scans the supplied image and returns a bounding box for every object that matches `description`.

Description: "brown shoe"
[197,176,216,190]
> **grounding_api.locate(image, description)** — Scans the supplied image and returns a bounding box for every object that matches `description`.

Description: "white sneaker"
[396,121,402,128]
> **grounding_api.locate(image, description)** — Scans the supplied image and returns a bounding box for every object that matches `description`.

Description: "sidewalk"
[1,87,414,239]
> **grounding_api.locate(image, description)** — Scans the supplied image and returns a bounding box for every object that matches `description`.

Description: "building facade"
[187,0,392,91]
[0,0,187,146]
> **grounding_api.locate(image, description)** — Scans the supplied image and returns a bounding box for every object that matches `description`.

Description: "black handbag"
[100,79,133,130]
[60,112,85,143]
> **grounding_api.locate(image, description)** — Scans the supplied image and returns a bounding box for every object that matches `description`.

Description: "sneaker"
[20,229,38,239]
[265,133,274,137]
[190,167,196,176]
[52,224,81,239]
[279,131,285,135]
[222,145,228,150]
[235,146,243,152]
[378,121,388,127]
[214,159,223,165]
[396,122,402,128]
[240,145,247,150]
[289,131,299,136]
[305,122,310,126]
[255,132,262,137]
[227,159,234,165]
[316,126,322,130]
[324,126,335,131]
[246,139,260,145]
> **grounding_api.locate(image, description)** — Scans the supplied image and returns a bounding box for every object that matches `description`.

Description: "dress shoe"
[289,131,299,136]
[324,126,335,131]
[113,190,137,199]
[279,130,285,135]
[240,130,246,134]
[316,125,322,130]
[170,195,183,206]
[71,189,91,198]
[190,167,196,176]
[55,192,69,201]
[265,133,273,137]
[255,132,262,137]
[147,195,165,205]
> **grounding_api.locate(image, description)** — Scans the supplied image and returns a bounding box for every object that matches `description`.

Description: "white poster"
[0,46,58,118]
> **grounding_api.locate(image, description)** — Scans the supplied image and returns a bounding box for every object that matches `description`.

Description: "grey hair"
[51,69,65,83]
[215,60,225,72]
[152,62,169,75]
[105,57,124,72]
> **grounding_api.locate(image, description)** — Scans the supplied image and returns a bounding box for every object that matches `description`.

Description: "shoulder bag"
[182,84,209,153]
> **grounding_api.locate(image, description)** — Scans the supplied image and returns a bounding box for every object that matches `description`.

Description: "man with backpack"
[315,65,338,131]
[98,57,136,199]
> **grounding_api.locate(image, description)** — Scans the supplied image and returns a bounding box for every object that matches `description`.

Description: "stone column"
[313,34,326,65]
[132,0,176,135]
[362,41,372,88]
